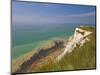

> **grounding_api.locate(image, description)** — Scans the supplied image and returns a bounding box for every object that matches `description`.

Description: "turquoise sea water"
[12,24,78,59]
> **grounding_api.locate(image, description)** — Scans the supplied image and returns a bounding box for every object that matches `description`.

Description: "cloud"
[65,11,95,18]
[12,11,95,25]
[56,11,95,24]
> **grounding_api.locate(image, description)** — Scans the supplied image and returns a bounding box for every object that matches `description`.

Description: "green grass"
[32,26,96,72]
[79,26,95,32]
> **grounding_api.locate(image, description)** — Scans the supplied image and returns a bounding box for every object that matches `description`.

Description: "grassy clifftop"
[32,26,96,72]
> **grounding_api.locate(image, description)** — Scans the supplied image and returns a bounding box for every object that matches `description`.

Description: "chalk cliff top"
[57,26,93,61]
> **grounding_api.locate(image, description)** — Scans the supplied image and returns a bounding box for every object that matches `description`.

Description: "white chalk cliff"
[56,27,92,61]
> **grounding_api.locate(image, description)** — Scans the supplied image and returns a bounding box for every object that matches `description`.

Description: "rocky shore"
[14,40,65,73]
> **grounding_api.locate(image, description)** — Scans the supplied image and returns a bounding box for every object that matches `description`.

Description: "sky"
[12,1,96,25]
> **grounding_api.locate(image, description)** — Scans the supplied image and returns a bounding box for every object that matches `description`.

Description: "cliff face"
[56,27,92,61]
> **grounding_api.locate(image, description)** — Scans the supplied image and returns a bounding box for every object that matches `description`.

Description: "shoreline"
[12,37,69,72]
[12,36,70,59]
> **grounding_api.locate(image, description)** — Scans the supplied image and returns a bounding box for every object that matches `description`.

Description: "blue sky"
[12,1,96,25]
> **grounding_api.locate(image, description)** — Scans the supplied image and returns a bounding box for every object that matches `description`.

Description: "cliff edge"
[56,26,92,61]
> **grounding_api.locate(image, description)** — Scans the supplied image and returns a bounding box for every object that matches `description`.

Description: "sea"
[12,24,93,59]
